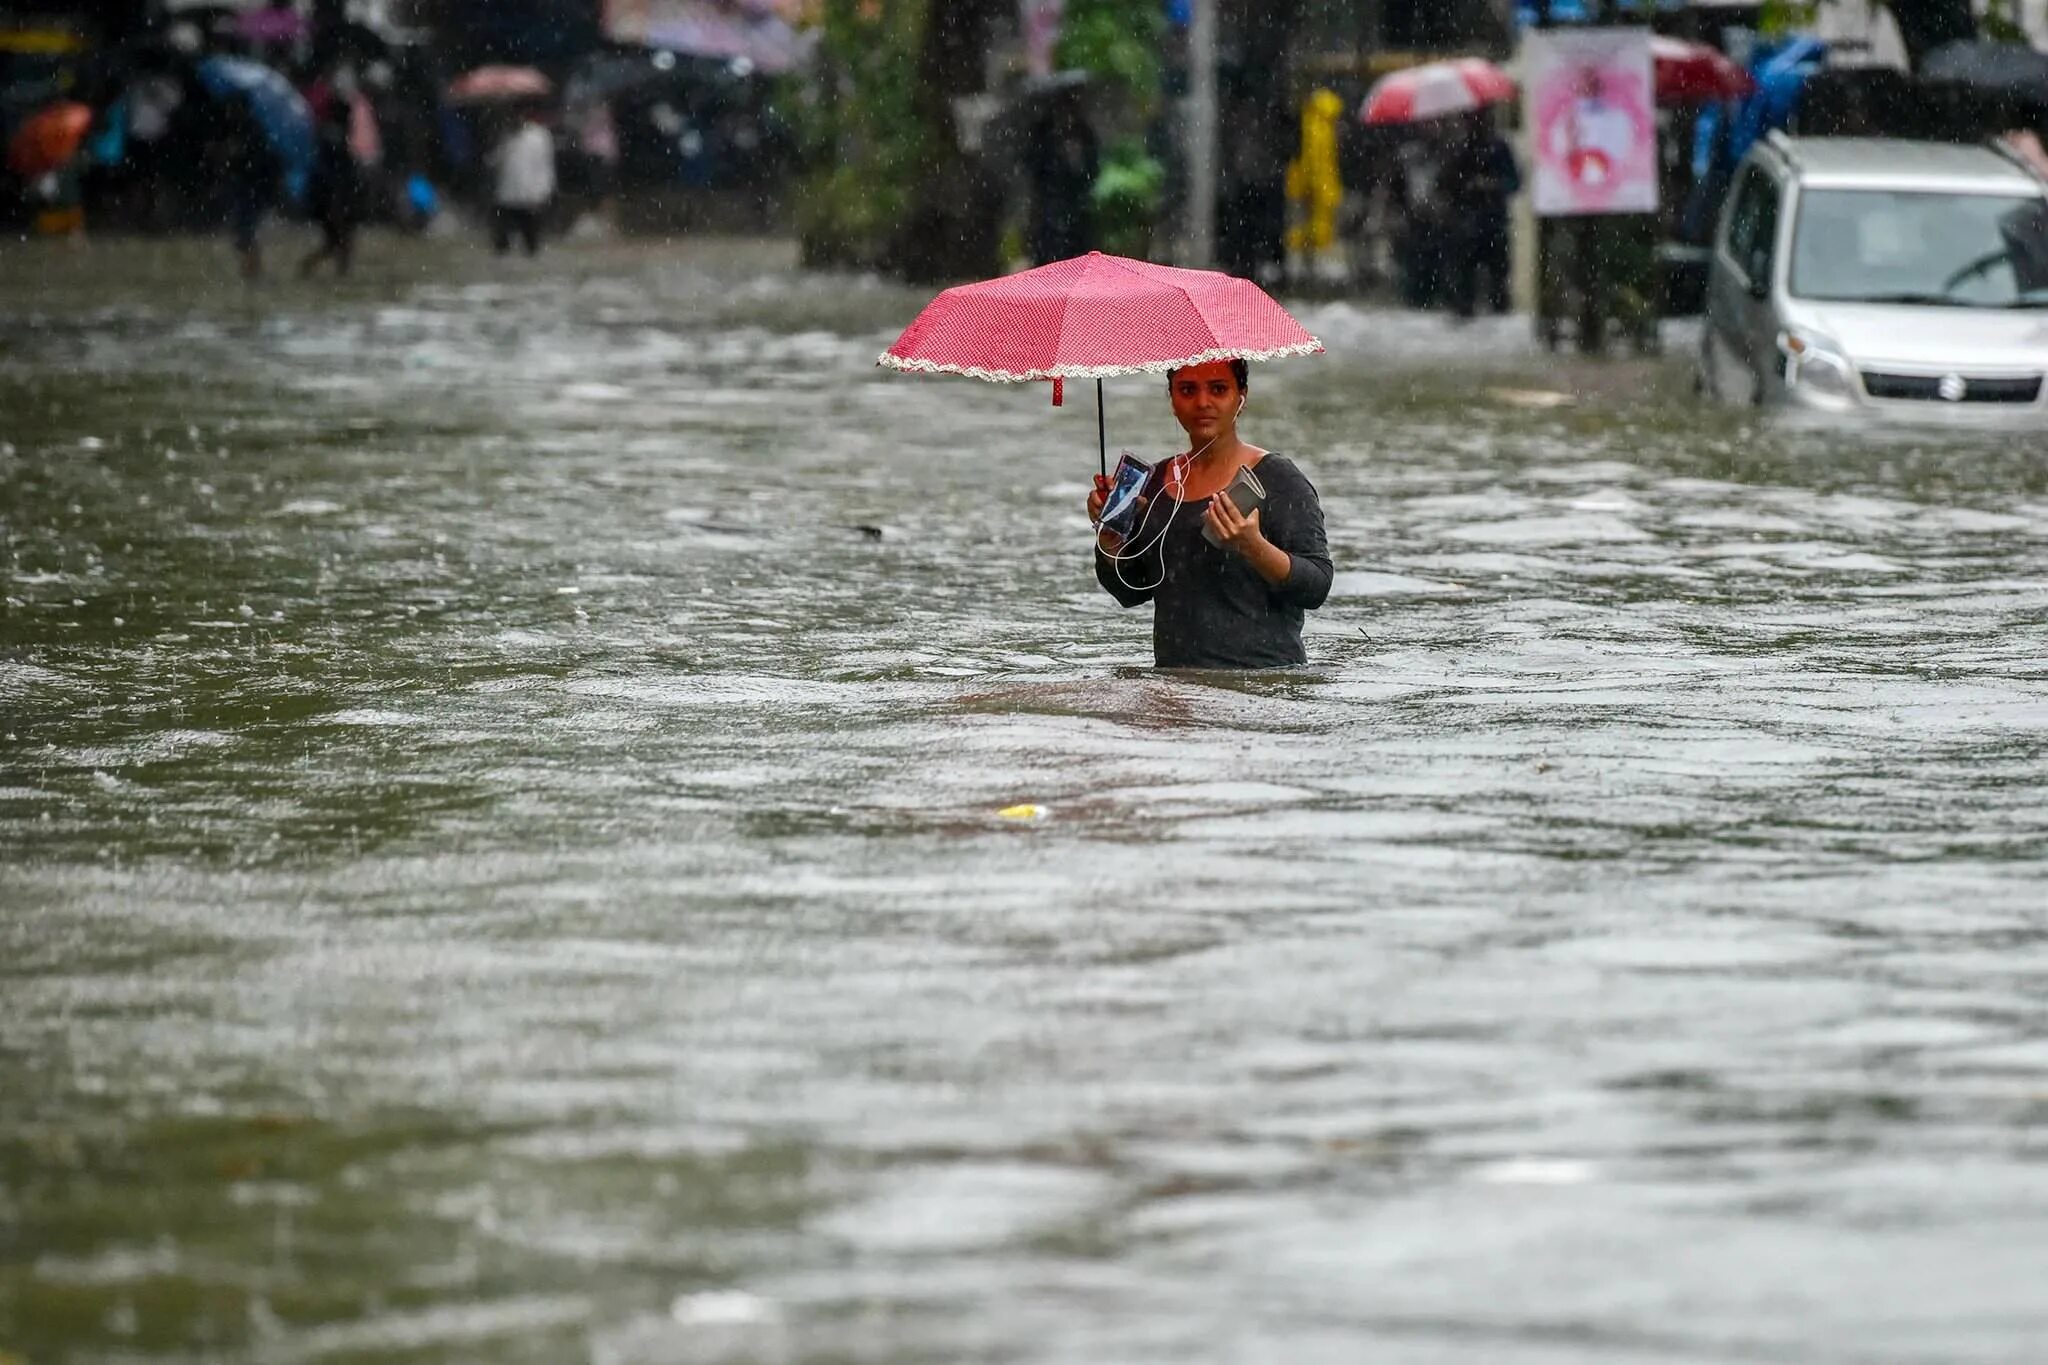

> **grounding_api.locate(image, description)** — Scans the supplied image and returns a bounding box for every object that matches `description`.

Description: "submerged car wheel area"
[1701,133,2048,418]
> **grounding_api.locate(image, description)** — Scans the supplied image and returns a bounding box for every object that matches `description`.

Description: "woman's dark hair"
[1167,358,1249,392]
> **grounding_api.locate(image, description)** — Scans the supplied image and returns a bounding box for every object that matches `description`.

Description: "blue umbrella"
[1514,0,1684,22]
[197,56,314,205]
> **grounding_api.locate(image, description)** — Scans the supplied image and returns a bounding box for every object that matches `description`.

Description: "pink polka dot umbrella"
[880,251,1323,474]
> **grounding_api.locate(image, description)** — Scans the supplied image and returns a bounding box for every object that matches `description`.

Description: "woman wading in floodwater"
[1088,359,1332,668]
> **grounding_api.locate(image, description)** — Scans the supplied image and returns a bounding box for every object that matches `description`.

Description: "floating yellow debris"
[997,804,1048,822]
[1487,387,1577,409]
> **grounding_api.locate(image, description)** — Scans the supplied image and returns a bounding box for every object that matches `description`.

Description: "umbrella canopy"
[880,251,1323,472]
[447,65,554,106]
[882,252,1322,381]
[1652,36,1753,106]
[1921,40,2048,105]
[196,56,313,201]
[608,0,816,75]
[7,100,92,179]
[1361,59,1515,126]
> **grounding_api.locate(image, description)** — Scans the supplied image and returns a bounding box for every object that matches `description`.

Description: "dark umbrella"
[1921,40,2048,104]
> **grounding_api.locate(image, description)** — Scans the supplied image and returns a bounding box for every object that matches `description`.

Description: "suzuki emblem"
[1938,374,1968,402]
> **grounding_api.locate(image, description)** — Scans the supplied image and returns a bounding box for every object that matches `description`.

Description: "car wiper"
[1840,292,1973,307]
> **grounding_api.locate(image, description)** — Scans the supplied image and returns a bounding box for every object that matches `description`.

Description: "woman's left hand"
[1204,497,1266,557]
[1205,497,1294,586]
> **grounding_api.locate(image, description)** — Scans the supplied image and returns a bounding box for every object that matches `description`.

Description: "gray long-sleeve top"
[1094,453,1333,669]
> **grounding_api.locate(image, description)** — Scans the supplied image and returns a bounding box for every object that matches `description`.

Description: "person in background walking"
[1441,110,1521,318]
[1285,88,1346,279]
[489,107,555,257]
[219,97,280,280]
[300,102,364,277]
[1389,129,1449,308]
[125,72,183,232]
[1024,86,1098,264]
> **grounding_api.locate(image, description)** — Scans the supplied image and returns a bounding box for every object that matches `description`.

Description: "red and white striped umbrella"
[1360,58,1516,126]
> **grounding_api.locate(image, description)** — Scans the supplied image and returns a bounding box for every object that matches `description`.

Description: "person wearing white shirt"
[490,111,556,256]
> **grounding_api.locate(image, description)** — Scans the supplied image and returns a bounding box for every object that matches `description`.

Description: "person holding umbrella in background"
[489,105,556,257]
[197,55,313,282]
[299,99,365,277]
[1439,108,1521,318]
[7,100,93,239]
[218,95,282,279]
[1360,58,1517,311]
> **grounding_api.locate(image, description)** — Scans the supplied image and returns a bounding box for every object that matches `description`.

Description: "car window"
[1723,168,1763,261]
[1723,166,1779,285]
[1790,189,2048,306]
[1751,184,1780,284]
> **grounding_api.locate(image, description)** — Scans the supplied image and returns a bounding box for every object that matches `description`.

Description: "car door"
[1709,163,1781,399]
[1738,176,1784,393]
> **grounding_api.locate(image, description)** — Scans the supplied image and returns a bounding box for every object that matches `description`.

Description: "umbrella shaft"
[1097,379,1107,478]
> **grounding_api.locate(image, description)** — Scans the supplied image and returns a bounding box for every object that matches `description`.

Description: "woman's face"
[1169,362,1243,445]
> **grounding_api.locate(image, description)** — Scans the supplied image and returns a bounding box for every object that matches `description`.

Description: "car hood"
[1801,302,2048,372]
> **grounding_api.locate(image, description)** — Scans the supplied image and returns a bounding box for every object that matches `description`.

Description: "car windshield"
[1790,188,2048,307]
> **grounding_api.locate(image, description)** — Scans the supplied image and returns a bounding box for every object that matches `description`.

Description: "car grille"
[1859,371,2043,404]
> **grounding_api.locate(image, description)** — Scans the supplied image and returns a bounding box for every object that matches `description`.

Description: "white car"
[1700,133,2048,417]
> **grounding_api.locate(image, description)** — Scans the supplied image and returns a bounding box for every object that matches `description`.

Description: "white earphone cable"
[1097,431,1224,593]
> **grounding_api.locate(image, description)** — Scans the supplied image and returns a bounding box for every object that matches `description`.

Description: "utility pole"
[1185,0,1219,268]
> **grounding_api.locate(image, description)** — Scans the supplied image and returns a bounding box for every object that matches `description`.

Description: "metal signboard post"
[1523,12,1662,354]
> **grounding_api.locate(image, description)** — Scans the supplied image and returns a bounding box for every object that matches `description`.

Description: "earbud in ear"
[1236,396,1247,416]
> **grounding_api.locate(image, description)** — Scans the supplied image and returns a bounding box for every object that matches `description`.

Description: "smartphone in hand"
[1096,451,1153,542]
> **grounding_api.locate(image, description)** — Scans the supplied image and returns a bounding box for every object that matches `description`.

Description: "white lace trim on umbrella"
[876,339,1325,382]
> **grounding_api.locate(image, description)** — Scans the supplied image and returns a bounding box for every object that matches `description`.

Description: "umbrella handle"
[1097,379,1107,479]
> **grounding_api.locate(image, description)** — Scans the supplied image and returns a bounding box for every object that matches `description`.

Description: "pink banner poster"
[1524,28,1659,218]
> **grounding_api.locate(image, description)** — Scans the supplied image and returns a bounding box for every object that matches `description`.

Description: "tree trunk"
[1215,0,1306,278]
[893,0,1005,283]
[1883,0,1976,69]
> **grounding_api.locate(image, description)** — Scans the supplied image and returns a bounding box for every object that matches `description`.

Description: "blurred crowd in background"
[4,0,2047,316]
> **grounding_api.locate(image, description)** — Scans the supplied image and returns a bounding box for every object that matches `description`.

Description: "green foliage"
[1091,136,1165,257]
[1982,0,2026,43]
[1758,0,1821,36]
[1055,0,1165,109]
[1761,0,2007,43]
[1054,1,1167,253]
[796,0,931,267]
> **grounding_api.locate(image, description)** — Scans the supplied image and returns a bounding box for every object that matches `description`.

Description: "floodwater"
[5,236,2048,1365]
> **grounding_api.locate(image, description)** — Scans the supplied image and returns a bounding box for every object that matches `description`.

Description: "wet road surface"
[4,236,2048,1364]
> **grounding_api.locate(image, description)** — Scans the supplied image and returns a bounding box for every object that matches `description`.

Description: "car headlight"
[1778,331,1856,400]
